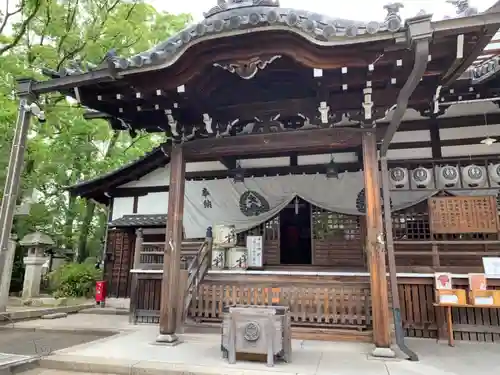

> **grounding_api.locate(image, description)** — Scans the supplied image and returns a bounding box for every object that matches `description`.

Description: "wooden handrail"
[181,230,213,324]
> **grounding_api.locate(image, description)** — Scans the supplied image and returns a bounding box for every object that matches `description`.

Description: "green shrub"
[48,263,100,298]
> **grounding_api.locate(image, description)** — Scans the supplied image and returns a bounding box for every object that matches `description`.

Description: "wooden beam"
[219,157,237,169]
[387,136,496,151]
[30,69,115,94]
[183,128,366,159]
[377,113,500,133]
[158,144,185,343]
[362,131,391,350]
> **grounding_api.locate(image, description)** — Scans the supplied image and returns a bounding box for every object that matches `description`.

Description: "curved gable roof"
[68,144,169,204]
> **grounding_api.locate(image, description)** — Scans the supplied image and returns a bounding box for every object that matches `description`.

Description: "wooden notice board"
[428,196,499,234]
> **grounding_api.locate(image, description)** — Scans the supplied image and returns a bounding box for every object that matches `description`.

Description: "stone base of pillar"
[154,333,181,346]
[371,347,396,358]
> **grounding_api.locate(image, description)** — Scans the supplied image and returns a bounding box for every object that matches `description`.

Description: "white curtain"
[181,172,496,238]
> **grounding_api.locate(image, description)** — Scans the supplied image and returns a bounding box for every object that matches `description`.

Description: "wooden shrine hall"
[9,0,500,358]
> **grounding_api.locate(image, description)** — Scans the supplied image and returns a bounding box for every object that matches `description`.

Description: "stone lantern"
[20,232,54,299]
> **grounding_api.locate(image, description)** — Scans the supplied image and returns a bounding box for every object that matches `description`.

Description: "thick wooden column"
[362,131,392,354]
[129,229,143,323]
[157,144,185,343]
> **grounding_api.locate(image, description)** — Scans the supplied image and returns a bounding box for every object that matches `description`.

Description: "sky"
[148,0,498,22]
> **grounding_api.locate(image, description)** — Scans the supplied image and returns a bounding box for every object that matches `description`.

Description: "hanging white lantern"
[462,164,486,187]
[489,163,500,185]
[438,165,459,188]
[389,167,408,188]
[411,167,431,188]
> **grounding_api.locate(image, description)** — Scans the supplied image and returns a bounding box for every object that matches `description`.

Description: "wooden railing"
[130,272,372,332]
[399,277,500,342]
[129,228,213,325]
[188,276,372,330]
[133,236,206,271]
[393,240,500,273]
[182,232,213,324]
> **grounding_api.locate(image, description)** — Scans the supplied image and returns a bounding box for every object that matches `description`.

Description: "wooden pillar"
[129,229,143,323]
[362,131,392,353]
[429,115,442,159]
[157,144,185,344]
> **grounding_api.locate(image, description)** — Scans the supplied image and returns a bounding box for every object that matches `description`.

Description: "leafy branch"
[0,0,43,56]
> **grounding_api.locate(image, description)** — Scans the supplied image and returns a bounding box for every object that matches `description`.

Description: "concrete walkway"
[6,314,500,375]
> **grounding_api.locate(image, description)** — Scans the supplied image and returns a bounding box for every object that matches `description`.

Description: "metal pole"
[0,97,32,268]
[381,156,418,361]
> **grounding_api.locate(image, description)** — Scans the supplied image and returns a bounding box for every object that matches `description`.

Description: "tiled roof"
[53,1,414,77]
[109,214,166,228]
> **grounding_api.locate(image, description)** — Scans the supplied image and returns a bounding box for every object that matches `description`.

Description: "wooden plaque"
[428,196,499,234]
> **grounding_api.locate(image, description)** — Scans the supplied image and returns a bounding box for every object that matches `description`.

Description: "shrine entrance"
[279,197,312,265]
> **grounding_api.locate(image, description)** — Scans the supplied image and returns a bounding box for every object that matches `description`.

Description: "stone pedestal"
[0,237,17,312]
[22,253,47,299]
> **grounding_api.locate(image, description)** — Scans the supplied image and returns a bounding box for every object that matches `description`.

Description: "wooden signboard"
[246,235,263,268]
[435,272,453,290]
[428,196,499,234]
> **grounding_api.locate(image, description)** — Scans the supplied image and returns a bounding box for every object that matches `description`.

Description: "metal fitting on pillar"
[433,85,442,114]
[362,88,373,120]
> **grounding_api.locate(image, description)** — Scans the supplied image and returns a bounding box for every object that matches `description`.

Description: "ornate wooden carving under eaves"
[213,55,281,80]
[428,196,499,234]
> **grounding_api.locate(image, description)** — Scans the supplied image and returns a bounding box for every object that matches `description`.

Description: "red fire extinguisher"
[95,281,106,307]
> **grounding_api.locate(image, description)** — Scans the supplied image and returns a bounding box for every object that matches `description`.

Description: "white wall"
[137,192,169,214]
[120,161,227,188]
[111,197,134,221]
[111,192,169,220]
[120,166,170,188]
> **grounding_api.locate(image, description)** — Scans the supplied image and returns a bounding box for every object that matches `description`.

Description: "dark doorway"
[279,197,312,265]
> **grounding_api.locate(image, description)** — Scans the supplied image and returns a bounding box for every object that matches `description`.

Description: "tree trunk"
[76,199,95,263]
[63,194,77,250]
[75,131,119,263]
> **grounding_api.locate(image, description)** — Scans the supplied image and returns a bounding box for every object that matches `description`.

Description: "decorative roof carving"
[446,0,478,18]
[471,56,500,84]
[213,55,281,79]
[384,3,404,32]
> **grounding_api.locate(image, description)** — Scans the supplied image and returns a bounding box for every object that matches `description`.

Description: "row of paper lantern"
[389,164,500,189]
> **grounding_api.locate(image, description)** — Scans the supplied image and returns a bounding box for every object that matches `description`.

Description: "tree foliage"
[0,0,191,262]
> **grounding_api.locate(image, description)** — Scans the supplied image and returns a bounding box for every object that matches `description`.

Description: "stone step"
[39,354,299,375]
[16,368,109,375]
[40,313,67,320]
[79,307,129,316]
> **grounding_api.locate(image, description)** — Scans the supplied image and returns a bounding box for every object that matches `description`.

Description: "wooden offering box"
[469,290,500,306]
[436,289,467,305]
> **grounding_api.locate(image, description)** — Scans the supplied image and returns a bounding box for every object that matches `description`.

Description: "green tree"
[0,1,190,262]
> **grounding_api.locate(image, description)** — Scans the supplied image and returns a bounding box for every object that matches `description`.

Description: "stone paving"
[0,353,31,368]
[0,329,112,356]
[5,314,500,375]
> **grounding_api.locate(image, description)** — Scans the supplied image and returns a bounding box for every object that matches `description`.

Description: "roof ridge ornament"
[446,0,478,18]
[204,0,280,19]
[384,3,404,32]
